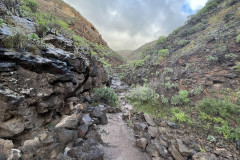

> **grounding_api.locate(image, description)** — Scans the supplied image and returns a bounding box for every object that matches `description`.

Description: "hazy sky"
[63,0,208,50]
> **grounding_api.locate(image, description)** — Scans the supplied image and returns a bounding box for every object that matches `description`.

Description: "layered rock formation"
[0,1,111,158]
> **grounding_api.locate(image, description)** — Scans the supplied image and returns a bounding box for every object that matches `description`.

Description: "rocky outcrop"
[0,15,109,158]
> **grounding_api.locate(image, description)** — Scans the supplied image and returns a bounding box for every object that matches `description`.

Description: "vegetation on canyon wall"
[118,0,240,141]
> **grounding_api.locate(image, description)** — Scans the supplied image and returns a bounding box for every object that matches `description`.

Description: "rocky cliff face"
[36,0,108,47]
[0,0,111,159]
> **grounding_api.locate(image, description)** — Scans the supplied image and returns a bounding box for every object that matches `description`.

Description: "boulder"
[144,113,156,126]
[75,138,84,147]
[82,107,95,114]
[0,25,13,39]
[139,131,151,145]
[56,128,78,146]
[36,143,63,160]
[136,138,148,149]
[55,115,78,130]
[85,129,102,143]
[134,122,147,132]
[43,34,74,51]
[0,115,25,138]
[0,139,14,159]
[8,149,21,160]
[169,145,185,160]
[21,137,41,153]
[77,124,89,138]
[39,131,55,145]
[192,152,218,160]
[236,139,240,150]
[148,126,159,138]
[166,121,177,128]
[146,142,166,157]
[80,114,93,126]
[67,139,103,160]
[176,139,192,156]
[9,16,36,34]
[92,106,108,125]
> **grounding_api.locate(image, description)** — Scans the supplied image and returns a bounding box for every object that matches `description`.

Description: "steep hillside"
[116,41,156,60]
[36,0,107,46]
[118,0,240,153]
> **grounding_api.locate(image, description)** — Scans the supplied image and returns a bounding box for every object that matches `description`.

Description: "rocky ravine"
[103,77,240,160]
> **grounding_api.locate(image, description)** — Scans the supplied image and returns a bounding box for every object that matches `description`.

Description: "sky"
[63,0,208,50]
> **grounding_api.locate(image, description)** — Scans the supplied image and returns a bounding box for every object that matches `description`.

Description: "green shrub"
[135,59,145,67]
[156,36,166,45]
[225,53,237,59]
[224,13,234,22]
[194,86,203,95]
[164,82,178,89]
[206,55,218,61]
[28,33,39,41]
[0,18,6,28]
[197,98,239,119]
[172,27,181,35]
[22,0,40,13]
[170,107,191,123]
[192,0,220,21]
[73,35,89,48]
[35,12,70,37]
[171,94,181,105]
[94,87,118,106]
[158,49,169,57]
[214,124,240,140]
[177,40,190,47]
[234,62,240,72]
[90,51,97,58]
[127,85,159,104]
[3,31,28,50]
[207,135,216,142]
[181,28,197,37]
[163,67,173,75]
[171,90,190,105]
[236,34,240,43]
[161,95,169,104]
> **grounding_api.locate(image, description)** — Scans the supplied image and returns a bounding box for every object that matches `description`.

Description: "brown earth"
[36,0,108,47]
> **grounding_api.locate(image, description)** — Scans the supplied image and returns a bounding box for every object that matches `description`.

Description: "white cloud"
[63,0,207,50]
[186,0,208,10]
[109,10,118,16]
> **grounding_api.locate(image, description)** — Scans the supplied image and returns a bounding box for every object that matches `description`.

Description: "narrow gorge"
[0,0,240,160]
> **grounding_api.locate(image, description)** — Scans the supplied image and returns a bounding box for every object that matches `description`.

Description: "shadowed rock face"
[0,28,109,139]
[0,45,107,138]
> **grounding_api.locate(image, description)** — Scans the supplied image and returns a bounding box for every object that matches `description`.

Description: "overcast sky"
[63,0,208,50]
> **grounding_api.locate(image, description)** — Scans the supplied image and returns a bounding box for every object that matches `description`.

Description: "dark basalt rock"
[236,139,240,150]
[0,62,16,72]
[67,139,103,160]
[43,34,74,52]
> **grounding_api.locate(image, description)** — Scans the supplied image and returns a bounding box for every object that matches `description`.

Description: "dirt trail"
[99,77,150,160]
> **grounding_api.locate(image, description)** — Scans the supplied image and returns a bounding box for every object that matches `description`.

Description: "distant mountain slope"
[129,41,156,60]
[36,0,108,46]
[115,50,132,59]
